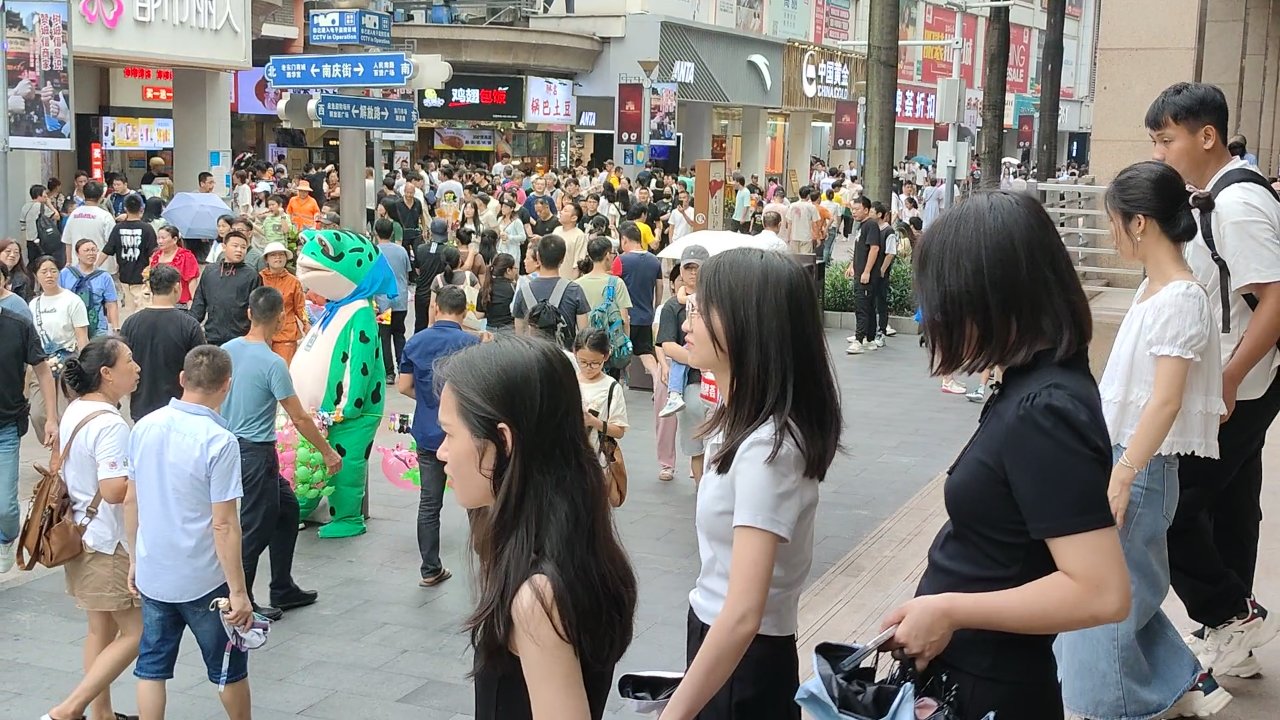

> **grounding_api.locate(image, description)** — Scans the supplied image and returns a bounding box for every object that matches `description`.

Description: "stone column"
[786,111,813,195]
[680,102,713,166]
[739,106,768,179]
[172,70,232,193]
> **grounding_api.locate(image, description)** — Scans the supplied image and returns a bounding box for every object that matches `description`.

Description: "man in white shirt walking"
[126,345,255,719]
[62,181,115,267]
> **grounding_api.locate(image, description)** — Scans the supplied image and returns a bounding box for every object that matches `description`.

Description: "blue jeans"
[0,423,20,544]
[135,583,248,685]
[822,225,838,266]
[667,360,688,395]
[1054,447,1200,720]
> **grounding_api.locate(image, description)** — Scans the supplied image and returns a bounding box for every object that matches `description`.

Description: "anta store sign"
[418,74,524,121]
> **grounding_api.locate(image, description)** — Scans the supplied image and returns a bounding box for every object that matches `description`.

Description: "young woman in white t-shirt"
[1054,161,1230,718]
[574,328,628,455]
[43,335,143,720]
[661,248,841,720]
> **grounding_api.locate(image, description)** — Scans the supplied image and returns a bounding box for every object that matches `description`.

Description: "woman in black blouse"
[436,336,637,719]
[881,192,1132,720]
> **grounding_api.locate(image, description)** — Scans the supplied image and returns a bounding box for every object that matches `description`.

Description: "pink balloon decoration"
[376,443,419,491]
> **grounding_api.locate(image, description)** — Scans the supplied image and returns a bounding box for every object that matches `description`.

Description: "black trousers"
[238,439,301,604]
[379,310,408,376]
[685,607,799,720]
[853,274,876,343]
[874,264,891,336]
[922,662,1063,720]
[1170,371,1280,627]
[413,293,432,334]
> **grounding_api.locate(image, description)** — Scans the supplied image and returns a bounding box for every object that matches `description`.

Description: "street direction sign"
[308,9,392,47]
[309,95,418,131]
[265,53,416,89]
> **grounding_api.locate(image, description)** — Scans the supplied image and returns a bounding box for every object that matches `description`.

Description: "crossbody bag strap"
[49,408,114,478]
[600,380,617,442]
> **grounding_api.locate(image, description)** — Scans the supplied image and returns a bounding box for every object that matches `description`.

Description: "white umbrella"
[658,230,777,260]
[1001,156,1021,165]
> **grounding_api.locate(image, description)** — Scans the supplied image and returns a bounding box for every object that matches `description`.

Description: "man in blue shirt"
[221,287,341,619]
[397,285,479,587]
[374,218,411,384]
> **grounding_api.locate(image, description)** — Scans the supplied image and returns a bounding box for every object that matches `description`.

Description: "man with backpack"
[20,184,61,266]
[574,237,633,379]
[513,235,590,349]
[1147,82,1280,682]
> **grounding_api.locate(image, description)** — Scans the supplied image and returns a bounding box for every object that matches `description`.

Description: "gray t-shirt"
[512,275,591,329]
[220,337,294,442]
[377,242,411,313]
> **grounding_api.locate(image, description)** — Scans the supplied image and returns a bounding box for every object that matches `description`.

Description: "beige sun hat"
[262,241,293,260]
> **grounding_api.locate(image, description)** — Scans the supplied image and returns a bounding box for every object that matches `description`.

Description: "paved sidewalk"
[797,419,1280,719]
[0,331,984,719]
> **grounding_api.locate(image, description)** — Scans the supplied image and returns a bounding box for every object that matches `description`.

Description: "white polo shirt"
[689,422,818,637]
[1186,158,1280,401]
[60,399,130,555]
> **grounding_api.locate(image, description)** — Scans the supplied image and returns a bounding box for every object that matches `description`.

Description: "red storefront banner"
[920,6,977,86]
[832,100,858,151]
[1006,24,1033,95]
[616,83,644,145]
[896,84,938,127]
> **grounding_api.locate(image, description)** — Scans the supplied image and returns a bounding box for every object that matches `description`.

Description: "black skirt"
[473,649,615,720]
[685,607,800,720]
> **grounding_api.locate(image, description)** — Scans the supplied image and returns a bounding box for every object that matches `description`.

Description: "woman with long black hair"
[660,248,842,720]
[436,335,638,719]
[882,191,1131,719]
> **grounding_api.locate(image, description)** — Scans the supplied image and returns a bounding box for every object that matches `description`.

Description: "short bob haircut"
[695,247,841,480]
[1144,82,1229,144]
[915,191,1091,377]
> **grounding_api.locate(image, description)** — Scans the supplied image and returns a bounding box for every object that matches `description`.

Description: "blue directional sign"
[308,9,392,47]
[310,95,418,132]
[265,52,415,89]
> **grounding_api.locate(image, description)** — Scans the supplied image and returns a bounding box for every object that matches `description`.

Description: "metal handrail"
[1030,180,1140,291]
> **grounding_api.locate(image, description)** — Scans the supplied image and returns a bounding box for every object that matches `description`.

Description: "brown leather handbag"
[598,383,628,508]
[16,410,112,570]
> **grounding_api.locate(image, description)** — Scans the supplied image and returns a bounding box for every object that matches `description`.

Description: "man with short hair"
[580,193,606,229]
[845,197,881,355]
[106,174,137,219]
[412,219,450,333]
[435,166,464,206]
[221,287,338,620]
[657,245,711,483]
[61,180,115,267]
[757,212,790,253]
[731,174,750,232]
[120,265,206,422]
[127,345,253,718]
[787,185,822,254]
[527,196,558,246]
[190,232,262,345]
[374,218,411,382]
[396,176,430,251]
[197,172,216,194]
[522,175,553,218]
[100,193,157,314]
[397,285,478,588]
[558,202,589,278]
[513,235,590,345]
[20,184,57,263]
[1147,82,1280,687]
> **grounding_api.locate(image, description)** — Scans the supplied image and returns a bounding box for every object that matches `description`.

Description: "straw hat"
[296,179,313,193]
[262,241,293,260]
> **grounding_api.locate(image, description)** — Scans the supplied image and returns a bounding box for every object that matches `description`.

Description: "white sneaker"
[1197,597,1280,674]
[1187,626,1264,678]
[873,334,886,348]
[941,380,967,395]
[885,327,898,337]
[1160,672,1233,718]
[845,342,865,355]
[966,386,986,403]
[846,335,858,343]
[658,391,686,418]
[0,540,14,574]
[863,340,879,351]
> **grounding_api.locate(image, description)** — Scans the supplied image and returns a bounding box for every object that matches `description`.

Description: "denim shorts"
[135,583,248,685]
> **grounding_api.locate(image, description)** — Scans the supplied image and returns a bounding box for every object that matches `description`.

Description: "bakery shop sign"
[783,42,866,113]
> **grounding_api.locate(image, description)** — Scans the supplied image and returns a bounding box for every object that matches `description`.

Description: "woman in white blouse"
[1055,161,1229,720]
[660,248,841,720]
[43,335,143,720]
[496,197,526,260]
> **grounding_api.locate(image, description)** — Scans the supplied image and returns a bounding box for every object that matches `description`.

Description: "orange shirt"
[286,195,319,231]
[260,268,309,343]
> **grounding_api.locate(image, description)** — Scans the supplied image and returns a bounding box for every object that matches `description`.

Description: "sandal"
[419,568,452,587]
[658,468,674,482]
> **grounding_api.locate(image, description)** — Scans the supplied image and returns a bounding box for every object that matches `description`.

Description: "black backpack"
[521,278,574,349]
[33,208,63,264]
[1198,168,1280,347]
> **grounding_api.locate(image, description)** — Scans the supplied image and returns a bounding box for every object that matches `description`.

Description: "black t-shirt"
[413,240,447,297]
[120,307,207,422]
[580,211,606,231]
[853,219,883,277]
[915,350,1113,683]
[530,215,558,240]
[655,296,700,386]
[397,199,425,231]
[485,278,515,328]
[0,308,43,433]
[103,220,158,285]
[307,172,328,204]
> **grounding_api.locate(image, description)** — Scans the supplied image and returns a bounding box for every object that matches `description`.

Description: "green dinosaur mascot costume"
[290,228,396,538]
